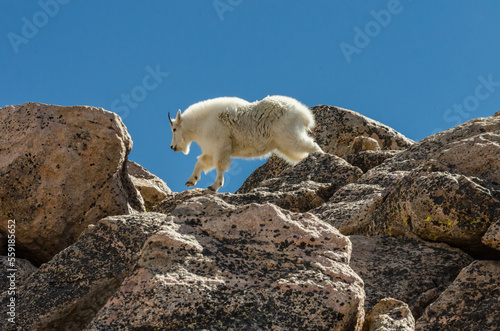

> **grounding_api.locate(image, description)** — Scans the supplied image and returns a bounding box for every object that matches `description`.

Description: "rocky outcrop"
[1,102,498,330]
[0,213,166,331]
[127,160,172,210]
[349,236,473,318]
[156,153,363,214]
[416,260,500,330]
[0,103,145,264]
[362,298,415,331]
[316,114,500,257]
[345,150,400,173]
[310,105,414,158]
[1,197,365,330]
[88,196,365,330]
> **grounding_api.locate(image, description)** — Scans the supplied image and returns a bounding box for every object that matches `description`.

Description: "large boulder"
[310,105,414,158]
[319,114,500,257]
[0,213,167,330]
[416,260,500,330]
[349,236,473,319]
[0,103,144,264]
[88,196,365,330]
[0,197,366,330]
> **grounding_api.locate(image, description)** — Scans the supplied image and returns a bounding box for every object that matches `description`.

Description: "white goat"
[169,95,323,191]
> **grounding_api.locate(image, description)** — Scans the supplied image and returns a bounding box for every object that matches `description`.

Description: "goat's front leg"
[208,148,231,192]
[186,154,213,187]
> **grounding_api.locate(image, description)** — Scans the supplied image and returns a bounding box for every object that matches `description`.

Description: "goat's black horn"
[168,112,173,125]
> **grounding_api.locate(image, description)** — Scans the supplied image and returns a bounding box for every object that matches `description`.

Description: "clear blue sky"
[2,1,500,193]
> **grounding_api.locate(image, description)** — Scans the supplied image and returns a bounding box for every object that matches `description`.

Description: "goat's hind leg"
[186,154,213,187]
[208,148,231,192]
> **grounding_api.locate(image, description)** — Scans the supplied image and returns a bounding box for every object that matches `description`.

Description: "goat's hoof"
[185,181,195,187]
[207,185,218,192]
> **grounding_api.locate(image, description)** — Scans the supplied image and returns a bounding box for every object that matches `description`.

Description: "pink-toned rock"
[310,105,414,158]
[482,220,500,251]
[0,213,167,331]
[416,260,500,330]
[349,236,473,319]
[156,153,363,214]
[88,196,365,330]
[326,114,500,257]
[127,160,172,210]
[362,298,415,331]
[0,102,144,264]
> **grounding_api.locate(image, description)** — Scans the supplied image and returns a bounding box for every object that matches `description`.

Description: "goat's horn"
[168,112,173,125]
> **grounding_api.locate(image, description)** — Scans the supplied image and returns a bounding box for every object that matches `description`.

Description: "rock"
[313,183,387,233]
[416,260,500,330]
[239,153,362,212]
[369,163,500,251]
[0,103,144,264]
[349,236,473,319]
[349,136,381,154]
[346,150,400,173]
[362,298,415,331]
[329,114,500,257]
[88,196,365,330]
[482,220,500,251]
[0,256,37,289]
[310,105,414,158]
[0,213,167,331]
[0,233,6,256]
[127,160,172,210]
[237,154,290,193]
[158,153,363,214]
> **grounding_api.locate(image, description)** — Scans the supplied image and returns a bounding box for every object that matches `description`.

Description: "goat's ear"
[176,109,182,124]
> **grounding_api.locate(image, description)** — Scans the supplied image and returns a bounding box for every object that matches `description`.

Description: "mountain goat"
[169,95,323,192]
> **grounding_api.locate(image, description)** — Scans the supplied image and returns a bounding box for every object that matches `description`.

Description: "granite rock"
[345,150,400,173]
[127,160,172,210]
[416,260,500,330]
[310,105,414,158]
[362,298,415,331]
[325,114,500,256]
[0,102,144,264]
[89,196,365,330]
[482,220,500,251]
[0,256,37,290]
[0,213,166,331]
[349,236,473,319]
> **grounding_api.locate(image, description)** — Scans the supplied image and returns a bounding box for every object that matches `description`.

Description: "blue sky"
[2,1,500,193]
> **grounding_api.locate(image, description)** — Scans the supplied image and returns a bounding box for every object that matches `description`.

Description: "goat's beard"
[182,142,191,155]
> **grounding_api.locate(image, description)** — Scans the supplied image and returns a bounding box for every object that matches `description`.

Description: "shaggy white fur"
[169,95,322,191]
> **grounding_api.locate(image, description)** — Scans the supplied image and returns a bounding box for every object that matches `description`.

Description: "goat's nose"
[170,145,174,150]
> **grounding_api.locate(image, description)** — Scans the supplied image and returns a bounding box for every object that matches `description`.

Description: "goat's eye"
[173,128,176,132]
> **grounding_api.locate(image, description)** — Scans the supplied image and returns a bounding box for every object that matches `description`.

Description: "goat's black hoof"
[185,181,195,187]
[207,185,217,192]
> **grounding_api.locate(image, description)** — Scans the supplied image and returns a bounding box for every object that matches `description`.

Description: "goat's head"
[169,109,191,155]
